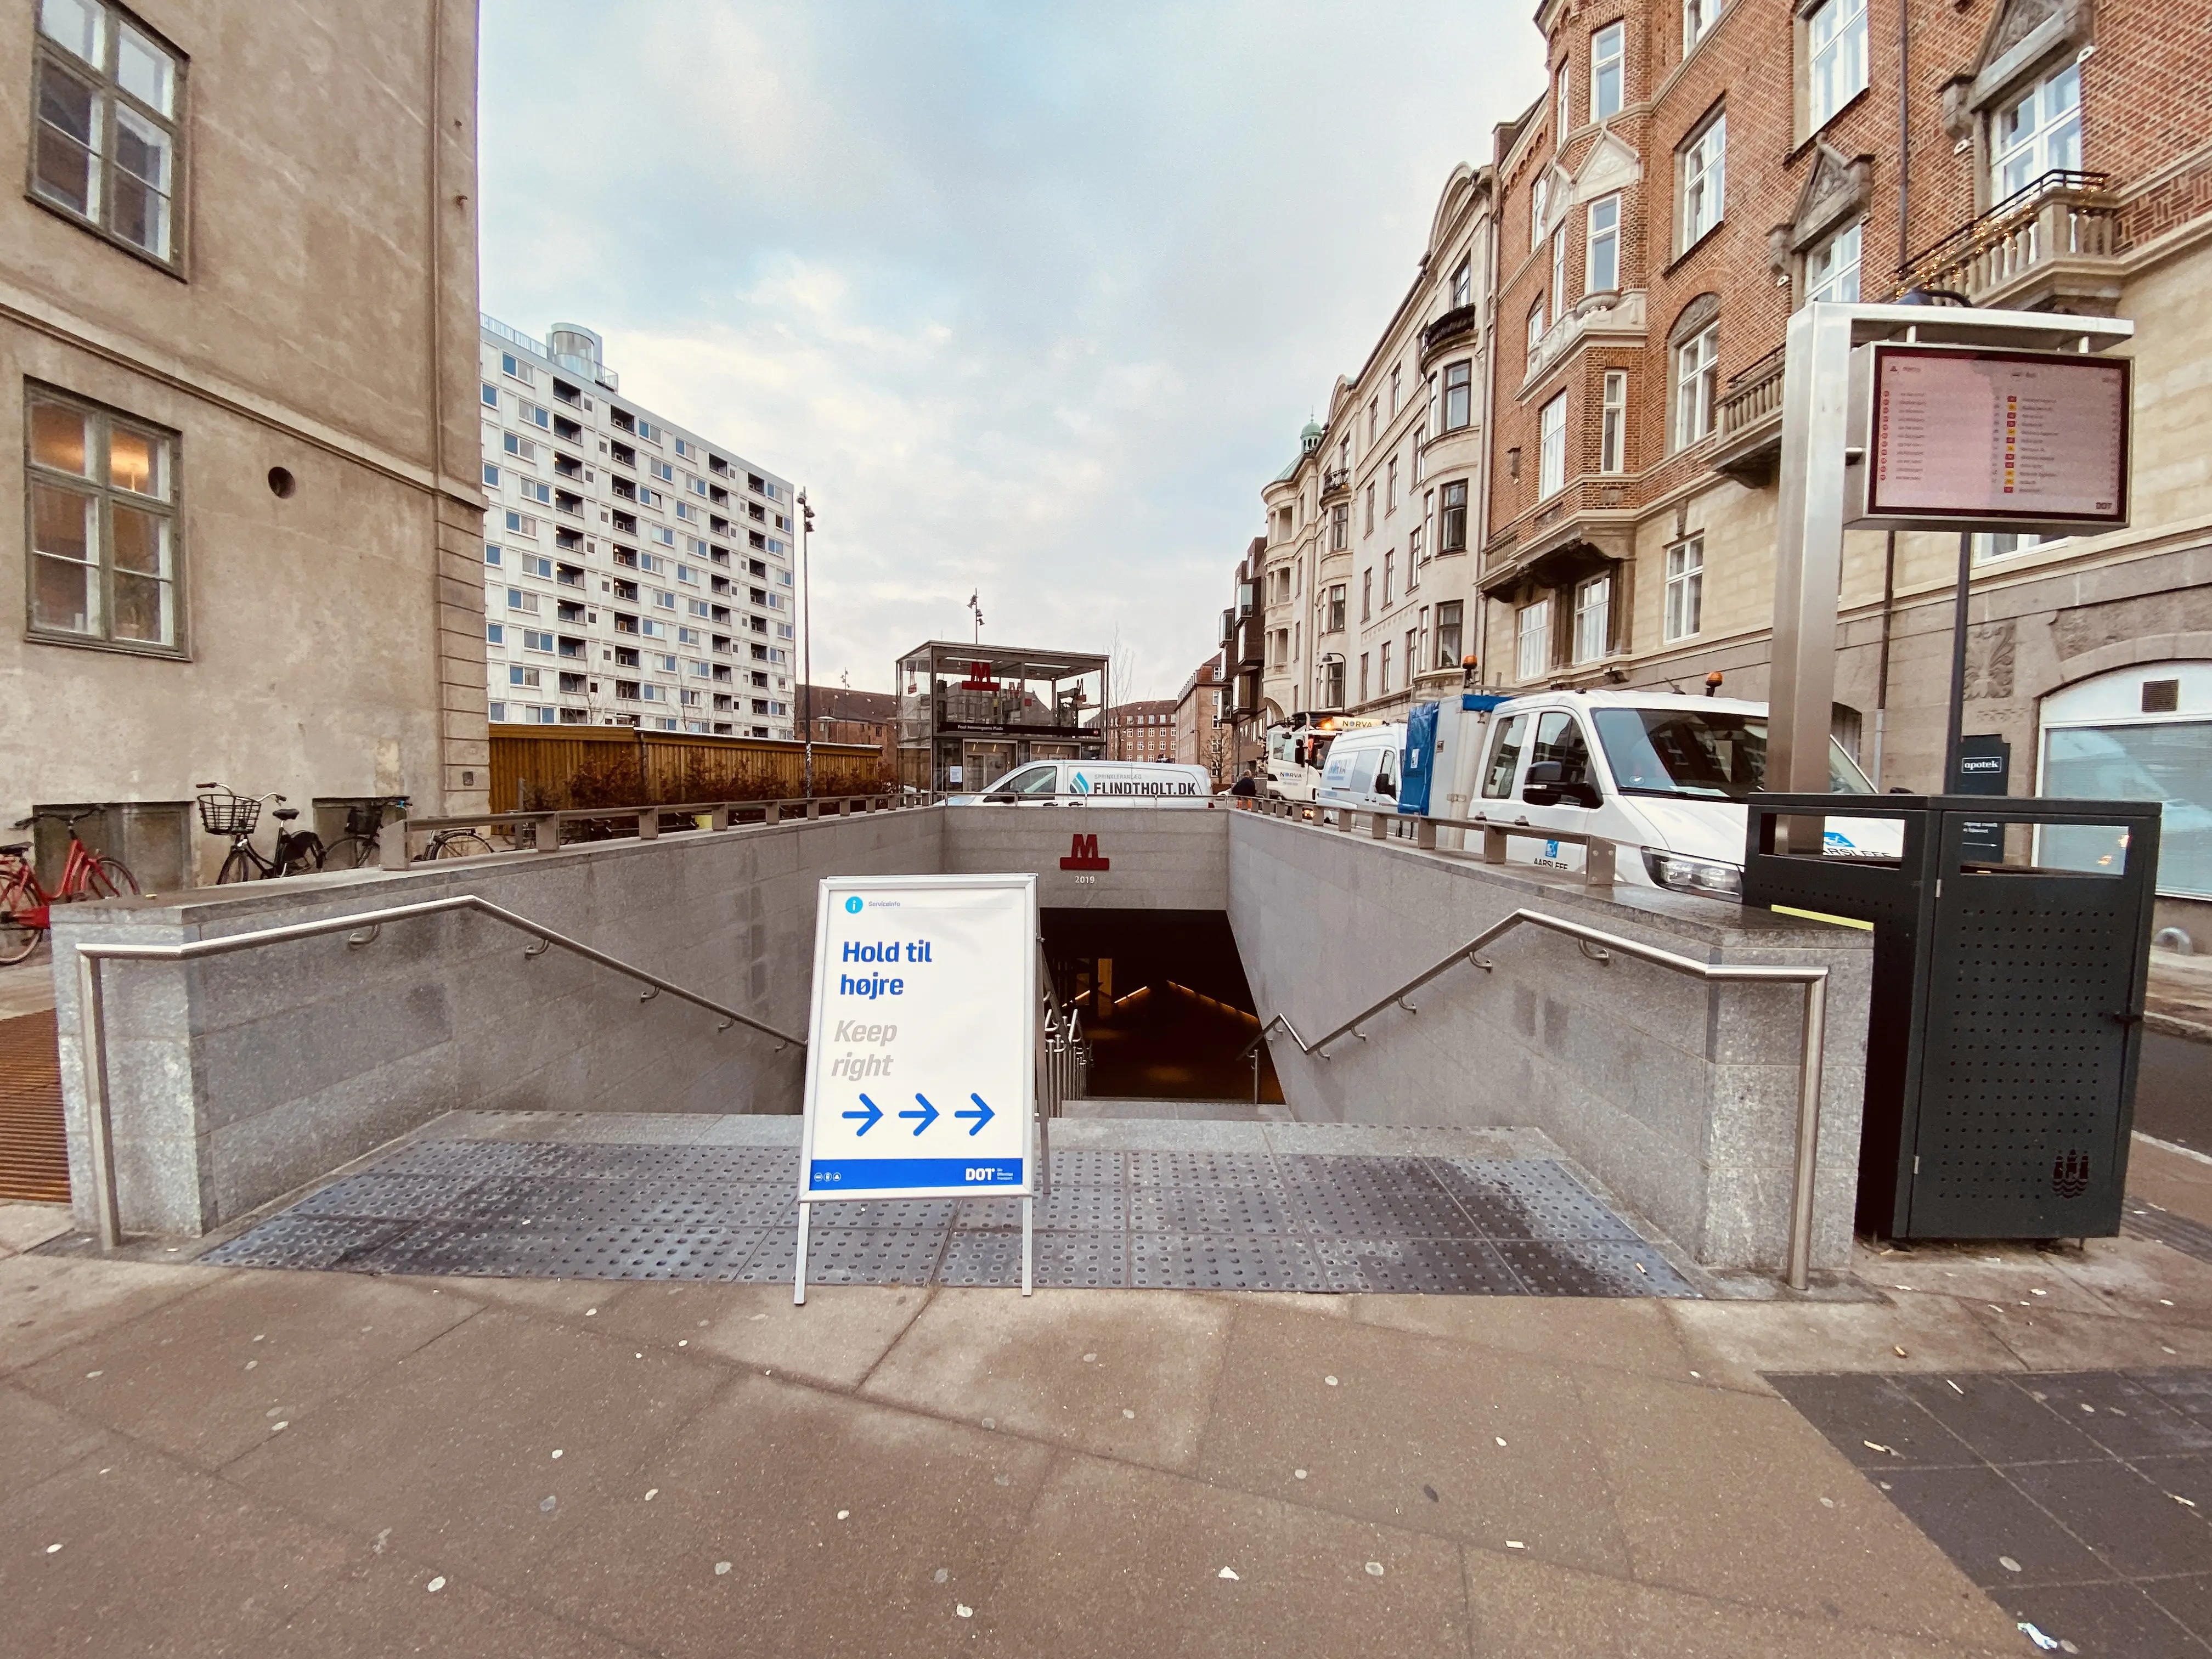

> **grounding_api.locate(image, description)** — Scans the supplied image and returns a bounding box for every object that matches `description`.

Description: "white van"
[1459,690,1900,894]
[1265,718,1380,802]
[955,759,1218,807]
[1315,724,1409,814]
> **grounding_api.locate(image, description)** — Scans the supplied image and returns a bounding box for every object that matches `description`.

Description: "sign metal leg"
[1021,1195,1034,1296]
[793,1199,811,1306]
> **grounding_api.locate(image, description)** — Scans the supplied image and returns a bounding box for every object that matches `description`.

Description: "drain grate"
[200,1138,1698,1297]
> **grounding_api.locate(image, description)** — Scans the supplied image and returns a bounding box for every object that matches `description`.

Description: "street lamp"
[798,489,816,798]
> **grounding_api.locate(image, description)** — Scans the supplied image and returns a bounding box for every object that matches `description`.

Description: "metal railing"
[1257,796,1620,889]
[1237,902,1830,1291]
[1718,343,1787,437]
[1036,945,1087,1121]
[376,793,919,868]
[70,894,805,1250]
[1891,168,2118,301]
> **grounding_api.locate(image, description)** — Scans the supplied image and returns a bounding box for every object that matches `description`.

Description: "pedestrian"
[1229,761,1259,804]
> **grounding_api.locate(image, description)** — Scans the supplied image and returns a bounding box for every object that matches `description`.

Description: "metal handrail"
[378,793,917,868]
[69,893,805,1249]
[1264,797,1620,889]
[1239,907,1830,1291]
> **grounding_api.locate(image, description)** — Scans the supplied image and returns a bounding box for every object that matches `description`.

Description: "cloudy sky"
[478,3,1544,698]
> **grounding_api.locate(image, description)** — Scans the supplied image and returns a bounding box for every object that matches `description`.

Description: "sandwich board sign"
[795,872,1037,1302]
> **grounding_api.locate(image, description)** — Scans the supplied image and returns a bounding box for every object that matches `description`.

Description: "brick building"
[1474,0,2212,928]
[1107,698,1178,761]
[1172,654,1248,785]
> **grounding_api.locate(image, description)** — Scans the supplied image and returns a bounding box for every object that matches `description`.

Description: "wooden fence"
[489,725,890,812]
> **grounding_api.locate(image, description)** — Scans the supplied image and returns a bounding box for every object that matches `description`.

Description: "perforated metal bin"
[1742,793,2162,1242]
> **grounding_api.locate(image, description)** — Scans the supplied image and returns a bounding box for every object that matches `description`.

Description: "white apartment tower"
[477,318,800,737]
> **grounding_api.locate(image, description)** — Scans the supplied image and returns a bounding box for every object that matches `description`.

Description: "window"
[1483,714,1530,797]
[501,353,533,385]
[1407,529,1421,585]
[1555,65,1570,142]
[1587,195,1621,292]
[1550,226,1567,323]
[1324,659,1345,707]
[1516,600,1551,681]
[1440,481,1469,552]
[32,1,183,264]
[1592,21,1624,120]
[506,588,539,615]
[483,462,499,488]
[1451,257,1473,309]
[1383,552,1394,607]
[26,390,179,650]
[1995,64,2081,199]
[651,458,675,483]
[1435,600,1464,670]
[486,622,504,645]
[1680,111,1726,248]
[1972,530,2062,563]
[1386,455,1399,514]
[650,525,675,546]
[488,701,507,722]
[518,479,550,505]
[1807,0,1868,131]
[1442,360,1473,431]
[523,629,554,652]
[484,543,503,567]
[1411,425,1427,483]
[1539,393,1568,497]
[1358,653,1370,703]
[1804,219,1861,304]
[1389,365,1402,416]
[1406,627,1420,684]
[1684,0,1717,50]
[518,554,552,579]
[1531,174,1549,250]
[481,382,498,409]
[508,665,541,689]
[1361,569,1373,622]
[1674,323,1719,447]
[1527,302,1546,357]
[1600,371,1627,473]
[520,401,550,430]
[1664,537,1703,640]
[1573,575,1611,663]
[1327,584,1346,631]
[1367,399,1378,445]
[1379,641,1392,696]
[1364,483,1375,535]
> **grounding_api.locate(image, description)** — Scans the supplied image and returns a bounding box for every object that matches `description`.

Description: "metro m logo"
[1059,833,1109,871]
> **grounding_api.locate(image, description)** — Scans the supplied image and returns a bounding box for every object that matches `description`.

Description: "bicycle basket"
[196,789,261,836]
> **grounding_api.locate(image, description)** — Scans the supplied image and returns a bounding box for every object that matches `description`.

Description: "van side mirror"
[1376,772,1396,798]
[1522,761,1600,809]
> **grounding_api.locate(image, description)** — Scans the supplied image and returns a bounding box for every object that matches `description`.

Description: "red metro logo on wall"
[1059,834,1108,872]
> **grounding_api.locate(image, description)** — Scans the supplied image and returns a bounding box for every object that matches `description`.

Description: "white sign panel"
[799,874,1035,1201]
[1863,345,2129,528]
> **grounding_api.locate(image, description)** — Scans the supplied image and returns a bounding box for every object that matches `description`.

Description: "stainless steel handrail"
[1240,907,1830,1291]
[70,893,805,1249]
[1260,797,1620,889]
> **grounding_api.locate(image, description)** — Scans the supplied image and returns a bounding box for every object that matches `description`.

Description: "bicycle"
[320,796,495,869]
[197,783,326,884]
[0,810,140,966]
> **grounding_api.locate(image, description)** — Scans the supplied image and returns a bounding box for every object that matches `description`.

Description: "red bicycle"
[0,810,142,966]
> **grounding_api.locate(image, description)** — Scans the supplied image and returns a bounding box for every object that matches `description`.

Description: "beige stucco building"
[1,0,487,888]
[1231,164,1497,733]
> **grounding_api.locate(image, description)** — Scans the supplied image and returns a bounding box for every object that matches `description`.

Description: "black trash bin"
[1742,793,2162,1242]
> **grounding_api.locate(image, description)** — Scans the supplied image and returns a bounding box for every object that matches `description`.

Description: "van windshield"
[1591,709,1875,800]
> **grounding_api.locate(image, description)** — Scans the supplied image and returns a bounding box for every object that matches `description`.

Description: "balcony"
[1709,343,1787,487]
[1891,170,2121,313]
[1419,303,1478,364]
[1521,290,1646,392]
[552,415,584,445]
[1318,466,1351,499]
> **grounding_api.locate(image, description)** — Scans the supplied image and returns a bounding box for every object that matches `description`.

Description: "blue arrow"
[900,1093,940,1136]
[842,1094,883,1136]
[956,1093,995,1136]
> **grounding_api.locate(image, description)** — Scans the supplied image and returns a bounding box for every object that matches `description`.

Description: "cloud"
[478,1,1544,696]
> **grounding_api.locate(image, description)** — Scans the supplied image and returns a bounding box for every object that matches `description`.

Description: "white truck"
[1262,716,1383,803]
[1388,688,1900,896]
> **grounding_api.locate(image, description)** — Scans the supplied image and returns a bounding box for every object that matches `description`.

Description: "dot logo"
[844,895,864,913]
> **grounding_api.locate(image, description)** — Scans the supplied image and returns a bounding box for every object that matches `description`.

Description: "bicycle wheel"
[428,831,493,859]
[83,856,140,900]
[0,874,40,966]
[277,834,326,877]
[322,836,376,871]
[217,847,257,884]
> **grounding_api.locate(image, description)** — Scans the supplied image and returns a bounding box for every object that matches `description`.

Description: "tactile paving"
[201,1138,1697,1297]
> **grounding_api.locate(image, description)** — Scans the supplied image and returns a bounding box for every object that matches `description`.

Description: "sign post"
[1767,304,2132,842]
[795,873,1037,1304]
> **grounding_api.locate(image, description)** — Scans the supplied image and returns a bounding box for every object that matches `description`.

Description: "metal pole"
[793,1198,811,1305]
[76,951,122,1249]
[1786,976,1829,1294]
[800,492,814,800]
[1021,1195,1034,1297]
[1942,530,1972,793]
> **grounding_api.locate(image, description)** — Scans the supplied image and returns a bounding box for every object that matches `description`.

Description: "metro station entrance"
[1041,909,1283,1105]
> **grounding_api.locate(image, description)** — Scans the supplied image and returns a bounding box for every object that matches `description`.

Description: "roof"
[895,641,1109,680]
